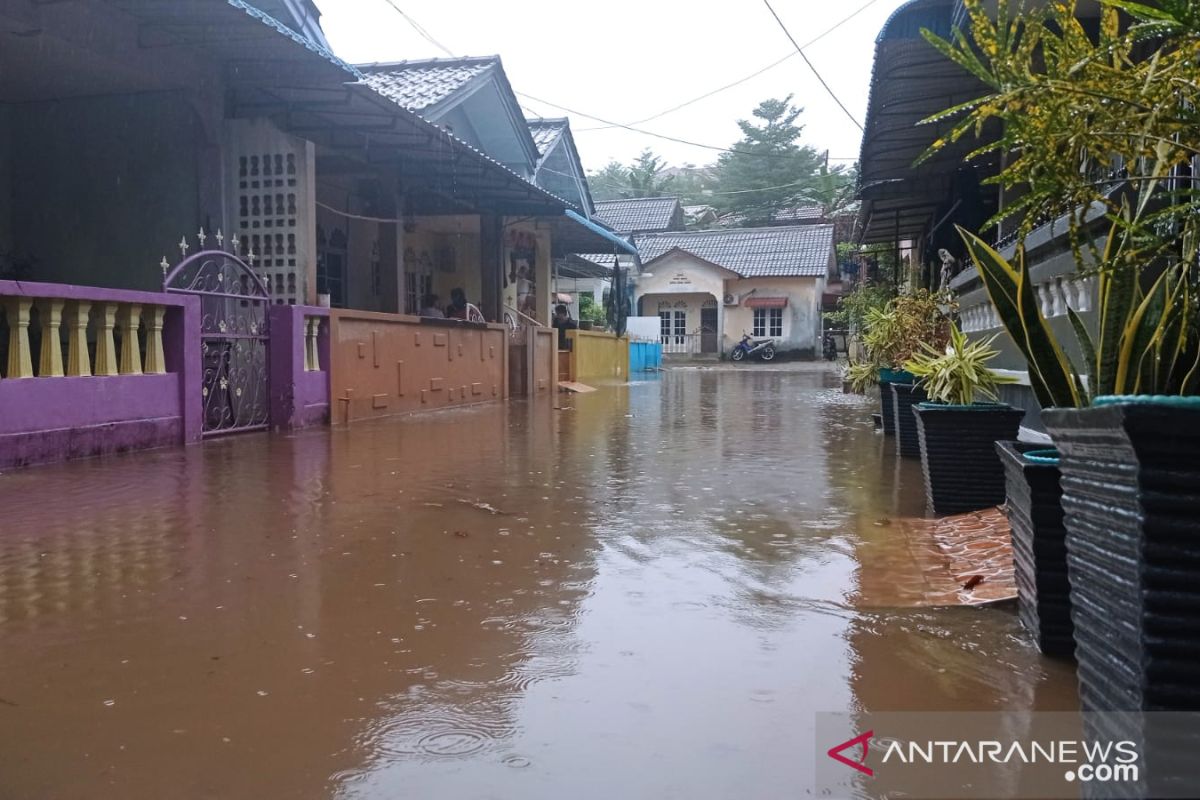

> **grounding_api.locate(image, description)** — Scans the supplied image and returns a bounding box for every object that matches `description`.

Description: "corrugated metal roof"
[594,197,681,234]
[636,225,834,278]
[358,56,497,112]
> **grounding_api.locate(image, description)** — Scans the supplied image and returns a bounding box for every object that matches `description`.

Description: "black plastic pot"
[1043,399,1200,712]
[891,383,927,458]
[877,369,913,436]
[911,402,1022,512]
[996,441,1074,657]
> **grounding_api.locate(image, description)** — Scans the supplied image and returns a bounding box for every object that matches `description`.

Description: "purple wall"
[0,279,201,469]
[268,305,330,431]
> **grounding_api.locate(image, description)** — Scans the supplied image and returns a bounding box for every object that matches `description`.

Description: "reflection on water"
[0,367,1076,799]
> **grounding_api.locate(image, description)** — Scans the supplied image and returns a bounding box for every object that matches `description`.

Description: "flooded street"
[0,367,1077,799]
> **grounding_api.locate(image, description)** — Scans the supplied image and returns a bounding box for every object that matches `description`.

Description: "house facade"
[0,0,625,469]
[633,226,836,358]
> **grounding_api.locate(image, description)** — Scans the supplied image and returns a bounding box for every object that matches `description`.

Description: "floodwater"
[0,367,1077,799]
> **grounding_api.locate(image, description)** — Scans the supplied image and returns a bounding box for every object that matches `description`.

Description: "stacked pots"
[996,441,1073,657]
[912,402,1023,513]
[891,382,928,457]
[1043,399,1200,712]
[877,368,912,436]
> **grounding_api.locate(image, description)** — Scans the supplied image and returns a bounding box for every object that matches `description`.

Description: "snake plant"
[958,205,1200,407]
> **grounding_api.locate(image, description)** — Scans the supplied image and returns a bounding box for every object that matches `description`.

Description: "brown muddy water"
[0,368,1077,799]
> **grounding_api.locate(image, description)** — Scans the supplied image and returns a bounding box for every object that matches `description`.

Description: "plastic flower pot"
[1043,397,1200,713]
[911,401,1023,512]
[877,369,913,435]
[891,382,928,457]
[996,441,1074,657]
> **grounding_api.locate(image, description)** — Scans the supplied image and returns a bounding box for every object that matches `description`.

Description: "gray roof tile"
[594,197,681,234]
[527,118,567,156]
[359,56,497,112]
[636,225,834,278]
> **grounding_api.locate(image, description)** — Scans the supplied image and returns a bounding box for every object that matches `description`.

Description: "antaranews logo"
[826,730,873,777]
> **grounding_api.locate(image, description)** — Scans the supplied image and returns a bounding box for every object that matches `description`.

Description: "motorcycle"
[731,333,776,362]
[822,331,838,361]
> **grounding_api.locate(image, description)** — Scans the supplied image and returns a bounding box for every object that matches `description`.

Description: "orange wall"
[329,310,508,423]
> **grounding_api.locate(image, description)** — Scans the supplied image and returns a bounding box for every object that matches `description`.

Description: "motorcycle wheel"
[760,345,776,361]
[731,348,746,362]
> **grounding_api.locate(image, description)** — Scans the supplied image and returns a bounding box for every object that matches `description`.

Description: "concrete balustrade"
[960,274,1097,333]
[0,279,202,469]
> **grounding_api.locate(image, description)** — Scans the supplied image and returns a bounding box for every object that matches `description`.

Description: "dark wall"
[10,91,202,291]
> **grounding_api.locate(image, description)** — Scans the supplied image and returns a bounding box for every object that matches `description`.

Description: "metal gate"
[165,248,271,436]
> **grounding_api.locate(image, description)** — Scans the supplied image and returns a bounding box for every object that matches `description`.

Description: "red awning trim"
[744,297,788,309]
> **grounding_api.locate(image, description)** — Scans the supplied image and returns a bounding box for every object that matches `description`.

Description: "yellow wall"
[566,330,629,382]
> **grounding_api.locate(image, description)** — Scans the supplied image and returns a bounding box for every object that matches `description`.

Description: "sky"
[316,0,912,174]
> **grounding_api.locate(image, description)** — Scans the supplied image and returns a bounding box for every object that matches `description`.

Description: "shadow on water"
[0,367,1077,800]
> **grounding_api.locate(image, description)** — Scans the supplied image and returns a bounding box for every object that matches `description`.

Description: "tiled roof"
[636,225,834,278]
[358,56,497,112]
[773,205,826,222]
[575,253,618,268]
[528,118,567,156]
[594,197,681,234]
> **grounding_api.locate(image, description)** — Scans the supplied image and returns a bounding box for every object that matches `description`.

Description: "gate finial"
[160,256,170,276]
[216,229,224,250]
[179,236,190,257]
[197,227,207,248]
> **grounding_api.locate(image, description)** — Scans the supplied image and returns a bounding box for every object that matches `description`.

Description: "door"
[700,306,718,353]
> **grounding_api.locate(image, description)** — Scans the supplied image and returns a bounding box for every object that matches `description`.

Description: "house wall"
[9,91,206,291]
[724,277,824,354]
[0,104,11,257]
[643,292,717,338]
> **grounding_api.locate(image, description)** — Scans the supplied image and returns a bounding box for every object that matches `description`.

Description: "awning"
[554,293,574,303]
[745,297,788,309]
[560,210,639,257]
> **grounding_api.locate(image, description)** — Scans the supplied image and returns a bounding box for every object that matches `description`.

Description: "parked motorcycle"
[731,333,776,362]
[822,331,838,361]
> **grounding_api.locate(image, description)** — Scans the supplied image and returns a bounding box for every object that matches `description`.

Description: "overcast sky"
[316,0,910,173]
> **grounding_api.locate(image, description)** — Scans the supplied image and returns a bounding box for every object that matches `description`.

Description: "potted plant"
[904,323,1022,513]
[860,291,952,440]
[923,0,1200,729]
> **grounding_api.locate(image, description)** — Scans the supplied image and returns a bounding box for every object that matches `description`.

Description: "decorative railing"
[661,333,702,355]
[0,284,175,380]
[304,315,324,372]
[960,274,1095,333]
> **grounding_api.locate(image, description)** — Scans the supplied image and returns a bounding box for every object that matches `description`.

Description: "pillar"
[2,297,33,378]
[66,300,92,377]
[117,304,143,375]
[144,305,166,374]
[94,302,119,377]
[37,298,65,377]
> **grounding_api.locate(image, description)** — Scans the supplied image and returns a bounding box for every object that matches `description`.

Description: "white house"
[633,225,836,358]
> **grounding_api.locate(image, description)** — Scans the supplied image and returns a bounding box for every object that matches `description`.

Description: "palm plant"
[904,323,1017,405]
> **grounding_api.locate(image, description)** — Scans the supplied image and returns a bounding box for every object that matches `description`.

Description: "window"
[659,310,687,345]
[753,307,783,338]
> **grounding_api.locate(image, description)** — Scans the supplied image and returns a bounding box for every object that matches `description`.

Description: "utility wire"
[761,0,864,131]
[379,0,455,56]
[576,0,883,132]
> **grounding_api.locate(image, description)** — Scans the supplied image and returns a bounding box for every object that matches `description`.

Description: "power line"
[379,0,455,56]
[761,0,864,131]
[576,0,883,132]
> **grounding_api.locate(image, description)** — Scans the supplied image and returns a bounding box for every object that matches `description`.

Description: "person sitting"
[552,303,577,350]
[419,294,445,318]
[445,287,468,320]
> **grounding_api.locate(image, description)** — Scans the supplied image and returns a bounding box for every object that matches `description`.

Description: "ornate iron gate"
[165,247,271,436]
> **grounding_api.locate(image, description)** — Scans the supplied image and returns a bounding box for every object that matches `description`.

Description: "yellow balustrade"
[3,297,34,379]
[117,304,143,375]
[65,300,92,377]
[37,298,65,377]
[143,305,166,375]
[94,302,119,377]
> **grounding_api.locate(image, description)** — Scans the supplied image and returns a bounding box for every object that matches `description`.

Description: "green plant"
[960,207,1200,406]
[578,294,608,327]
[861,290,954,368]
[904,323,1017,405]
[844,359,880,395]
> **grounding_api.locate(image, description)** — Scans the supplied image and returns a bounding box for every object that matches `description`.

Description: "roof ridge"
[356,55,500,71]
[638,223,833,237]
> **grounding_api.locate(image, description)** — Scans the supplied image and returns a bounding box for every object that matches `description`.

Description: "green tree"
[587,160,633,202]
[713,96,845,223]
[626,149,676,197]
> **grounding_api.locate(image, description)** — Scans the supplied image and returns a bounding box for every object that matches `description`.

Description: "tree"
[587,160,634,202]
[713,96,850,224]
[627,149,676,198]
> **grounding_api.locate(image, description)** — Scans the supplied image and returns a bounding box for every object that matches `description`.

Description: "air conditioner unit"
[723,293,738,306]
